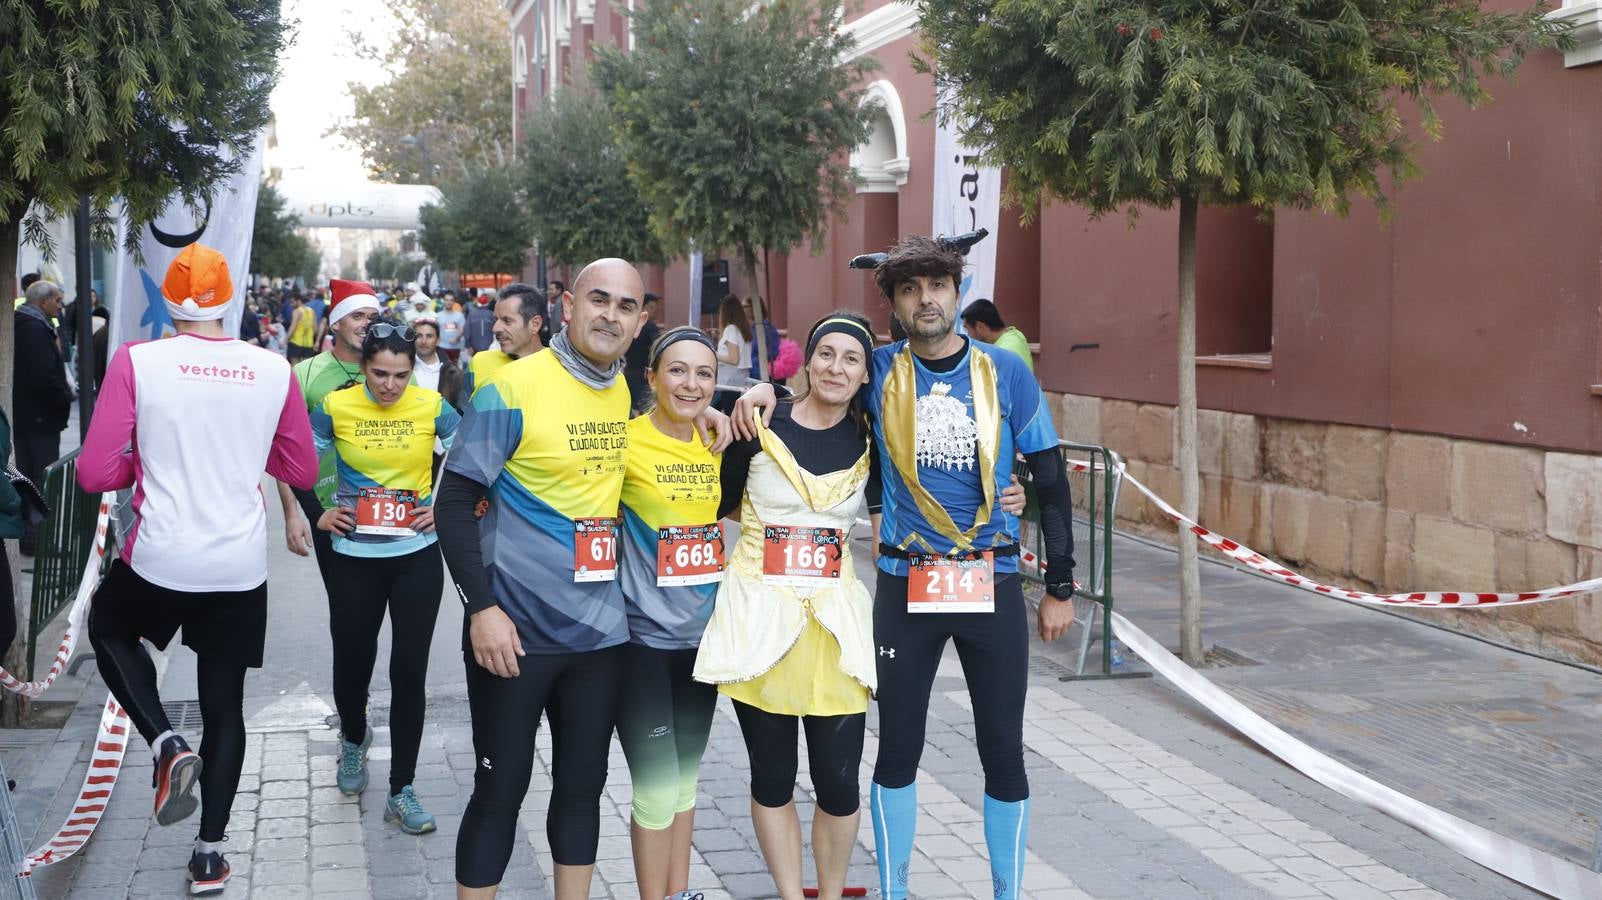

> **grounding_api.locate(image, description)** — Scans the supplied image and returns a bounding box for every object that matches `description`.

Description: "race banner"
[109,136,264,349]
[930,114,1001,318]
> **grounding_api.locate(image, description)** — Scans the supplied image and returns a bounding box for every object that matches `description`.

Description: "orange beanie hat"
[162,244,234,321]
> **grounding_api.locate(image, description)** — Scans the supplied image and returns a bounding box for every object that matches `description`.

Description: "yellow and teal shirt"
[445,349,633,654]
[618,414,722,650]
[311,383,461,558]
[294,352,366,507]
[463,348,514,399]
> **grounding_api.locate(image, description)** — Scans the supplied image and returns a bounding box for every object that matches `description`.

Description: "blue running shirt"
[868,339,1058,576]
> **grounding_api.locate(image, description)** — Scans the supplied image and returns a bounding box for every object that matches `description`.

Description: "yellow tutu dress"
[692,420,875,716]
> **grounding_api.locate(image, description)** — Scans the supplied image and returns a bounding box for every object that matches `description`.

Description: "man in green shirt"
[275,279,382,579]
[961,298,1034,372]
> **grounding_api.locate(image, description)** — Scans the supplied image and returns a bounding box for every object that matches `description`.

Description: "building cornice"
[509,0,537,27]
[842,1,917,61]
[1549,1,1602,67]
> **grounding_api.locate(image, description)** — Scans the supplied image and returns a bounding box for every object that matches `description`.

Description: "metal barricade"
[0,759,37,899]
[26,450,102,680]
[1018,440,1147,679]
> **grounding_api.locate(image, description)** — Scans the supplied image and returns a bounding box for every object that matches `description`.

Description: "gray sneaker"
[335,726,372,795]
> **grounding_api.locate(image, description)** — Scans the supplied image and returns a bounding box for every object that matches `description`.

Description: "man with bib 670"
[735,234,1077,900]
[436,259,729,899]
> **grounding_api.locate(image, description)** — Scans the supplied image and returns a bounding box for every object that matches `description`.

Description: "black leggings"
[325,546,443,795]
[455,644,623,887]
[872,570,1030,802]
[88,572,254,843]
[731,700,864,817]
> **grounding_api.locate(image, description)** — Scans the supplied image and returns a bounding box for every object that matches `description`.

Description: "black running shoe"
[187,849,230,895]
[152,735,202,826]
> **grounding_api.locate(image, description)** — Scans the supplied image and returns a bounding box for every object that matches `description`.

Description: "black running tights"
[455,644,623,887]
[324,546,443,795]
[90,626,246,842]
[732,700,865,817]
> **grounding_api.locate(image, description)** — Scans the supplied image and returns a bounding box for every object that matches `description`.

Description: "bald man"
[436,260,660,898]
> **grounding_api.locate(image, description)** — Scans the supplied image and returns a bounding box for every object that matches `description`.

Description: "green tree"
[366,245,401,282]
[522,90,663,268]
[919,0,1570,663]
[0,0,283,713]
[339,0,512,185]
[418,162,532,276]
[252,182,321,281]
[594,0,876,282]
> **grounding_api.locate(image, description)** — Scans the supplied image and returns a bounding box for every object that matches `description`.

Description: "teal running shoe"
[335,727,372,796]
[384,785,436,834]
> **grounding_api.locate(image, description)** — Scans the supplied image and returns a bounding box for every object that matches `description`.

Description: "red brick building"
[510,0,1602,663]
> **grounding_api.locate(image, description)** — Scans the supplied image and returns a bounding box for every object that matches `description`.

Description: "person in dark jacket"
[463,292,496,356]
[14,280,73,555]
[0,407,26,652]
[622,293,662,413]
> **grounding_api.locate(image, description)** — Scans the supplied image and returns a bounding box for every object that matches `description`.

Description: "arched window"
[851,80,910,192]
[514,36,529,86]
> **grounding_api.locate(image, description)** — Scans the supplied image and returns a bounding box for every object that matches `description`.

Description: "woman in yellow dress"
[695,311,1024,899]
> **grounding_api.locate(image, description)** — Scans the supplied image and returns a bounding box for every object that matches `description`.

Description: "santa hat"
[162,244,233,322]
[327,279,381,325]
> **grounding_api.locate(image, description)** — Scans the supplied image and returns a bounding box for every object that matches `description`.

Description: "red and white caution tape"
[1065,457,1602,608]
[1110,612,1602,899]
[0,497,113,698]
[18,694,130,876]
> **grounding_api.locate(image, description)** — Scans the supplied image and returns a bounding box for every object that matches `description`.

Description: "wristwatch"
[1046,579,1075,600]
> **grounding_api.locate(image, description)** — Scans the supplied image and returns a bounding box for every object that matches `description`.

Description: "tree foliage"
[521,90,663,268]
[364,245,426,283]
[918,0,1568,663]
[339,0,512,186]
[252,182,321,282]
[919,0,1571,216]
[418,163,532,276]
[594,0,877,277]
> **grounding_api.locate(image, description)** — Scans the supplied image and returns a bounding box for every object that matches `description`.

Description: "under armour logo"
[480,757,493,770]
[879,647,896,658]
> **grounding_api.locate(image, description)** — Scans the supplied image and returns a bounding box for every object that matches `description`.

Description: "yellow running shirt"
[464,348,514,399]
[310,383,461,557]
[445,349,632,653]
[618,414,722,650]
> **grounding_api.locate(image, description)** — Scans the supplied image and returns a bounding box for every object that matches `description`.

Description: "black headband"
[807,317,874,360]
[650,328,717,367]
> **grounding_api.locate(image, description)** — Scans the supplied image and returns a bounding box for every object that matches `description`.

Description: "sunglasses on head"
[367,323,416,342]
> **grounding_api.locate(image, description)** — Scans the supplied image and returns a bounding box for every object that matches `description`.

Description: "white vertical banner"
[110,136,264,350]
[931,117,1002,318]
[688,244,704,328]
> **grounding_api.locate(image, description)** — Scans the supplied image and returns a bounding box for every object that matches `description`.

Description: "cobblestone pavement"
[11,495,1590,898]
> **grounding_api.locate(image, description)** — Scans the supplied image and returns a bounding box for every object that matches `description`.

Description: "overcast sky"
[269,0,399,182]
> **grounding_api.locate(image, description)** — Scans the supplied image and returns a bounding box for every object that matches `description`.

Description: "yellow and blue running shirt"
[310,383,461,558]
[867,338,1058,577]
[618,414,722,650]
[463,348,514,399]
[445,349,633,654]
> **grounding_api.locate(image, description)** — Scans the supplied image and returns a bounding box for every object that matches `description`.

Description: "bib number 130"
[574,517,620,583]
[355,487,418,536]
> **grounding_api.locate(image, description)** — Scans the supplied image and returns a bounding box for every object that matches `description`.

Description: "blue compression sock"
[870,781,917,900]
[984,793,1031,900]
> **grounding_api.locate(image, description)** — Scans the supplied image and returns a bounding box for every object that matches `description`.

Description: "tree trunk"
[0,209,28,725]
[742,250,769,383]
[1176,192,1205,666]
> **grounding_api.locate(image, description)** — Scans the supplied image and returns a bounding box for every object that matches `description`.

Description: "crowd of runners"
[75,231,1079,900]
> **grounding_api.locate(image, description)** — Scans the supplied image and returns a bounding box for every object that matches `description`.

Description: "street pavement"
[4,475,1596,899]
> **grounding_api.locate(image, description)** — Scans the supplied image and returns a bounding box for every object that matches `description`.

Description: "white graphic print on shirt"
[914,382,978,471]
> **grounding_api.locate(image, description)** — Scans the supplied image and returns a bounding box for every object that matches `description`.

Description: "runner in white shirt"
[79,244,318,895]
